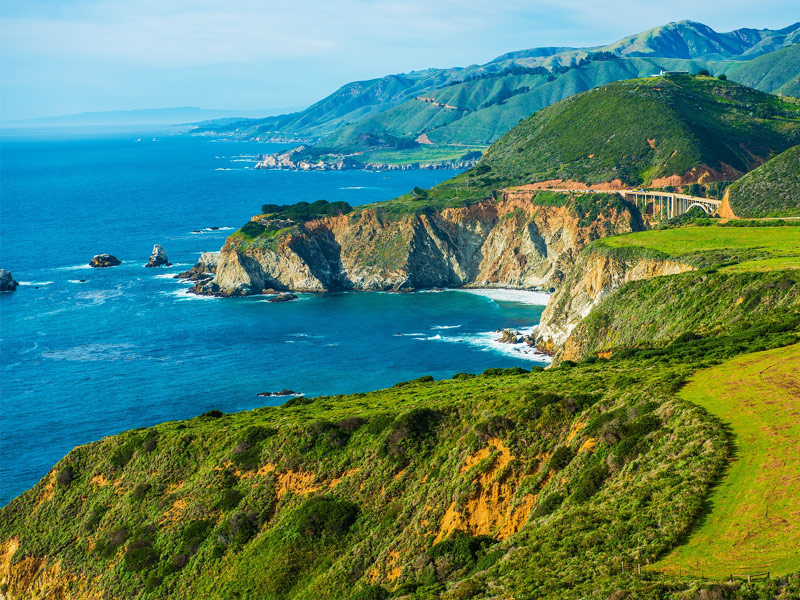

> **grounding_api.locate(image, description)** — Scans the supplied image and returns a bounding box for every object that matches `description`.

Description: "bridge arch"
[686,202,715,215]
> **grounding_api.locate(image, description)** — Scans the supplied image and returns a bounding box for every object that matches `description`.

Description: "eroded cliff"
[534,250,694,358]
[192,192,643,296]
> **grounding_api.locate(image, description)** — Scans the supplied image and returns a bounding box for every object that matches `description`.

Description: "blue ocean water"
[0,131,548,505]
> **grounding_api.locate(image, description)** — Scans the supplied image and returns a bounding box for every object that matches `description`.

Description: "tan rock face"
[195,193,641,296]
[535,251,694,359]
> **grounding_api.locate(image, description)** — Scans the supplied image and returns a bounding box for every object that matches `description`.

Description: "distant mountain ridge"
[4,106,305,128]
[194,20,800,160]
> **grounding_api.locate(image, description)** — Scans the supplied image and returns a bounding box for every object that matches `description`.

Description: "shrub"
[181,519,213,554]
[533,492,564,518]
[223,511,258,547]
[56,465,75,488]
[217,488,243,511]
[571,463,609,503]
[336,416,365,433]
[288,496,360,541]
[123,526,158,572]
[386,408,442,457]
[200,409,223,419]
[96,527,128,558]
[130,483,151,501]
[452,372,476,380]
[549,446,575,471]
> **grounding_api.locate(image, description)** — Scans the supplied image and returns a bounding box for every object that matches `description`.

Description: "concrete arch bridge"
[621,190,721,220]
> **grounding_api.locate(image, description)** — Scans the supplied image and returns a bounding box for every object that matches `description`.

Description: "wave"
[67,279,88,284]
[214,167,237,171]
[163,288,215,301]
[76,289,123,306]
[339,186,378,190]
[411,324,552,363]
[42,342,138,362]
[393,332,426,337]
[430,325,461,330]
[18,281,53,286]
[57,264,92,271]
[460,288,550,306]
[153,273,182,280]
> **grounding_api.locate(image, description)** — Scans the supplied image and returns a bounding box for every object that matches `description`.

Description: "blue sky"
[0,0,797,120]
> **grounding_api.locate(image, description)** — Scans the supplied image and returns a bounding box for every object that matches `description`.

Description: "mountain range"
[194,20,800,166]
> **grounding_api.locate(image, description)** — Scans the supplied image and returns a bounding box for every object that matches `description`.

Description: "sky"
[0,0,797,120]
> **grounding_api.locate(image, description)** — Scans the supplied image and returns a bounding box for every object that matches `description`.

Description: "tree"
[718,74,728,81]
[697,69,711,76]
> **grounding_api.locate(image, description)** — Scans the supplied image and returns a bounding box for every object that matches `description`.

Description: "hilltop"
[725,144,800,217]
[472,74,800,188]
[195,21,800,166]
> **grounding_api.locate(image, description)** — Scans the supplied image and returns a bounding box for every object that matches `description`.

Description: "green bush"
[533,492,564,518]
[386,408,442,457]
[549,446,575,471]
[130,483,151,501]
[217,489,243,512]
[571,463,609,503]
[287,496,360,541]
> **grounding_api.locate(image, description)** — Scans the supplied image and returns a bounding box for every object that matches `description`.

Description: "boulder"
[0,269,18,292]
[496,329,522,344]
[89,254,121,268]
[145,244,171,267]
[175,252,219,281]
[267,293,298,303]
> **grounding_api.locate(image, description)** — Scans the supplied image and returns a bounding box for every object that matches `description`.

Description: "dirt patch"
[275,470,321,499]
[512,179,627,191]
[716,189,737,219]
[436,438,531,542]
[90,474,109,488]
[579,438,597,454]
[566,421,586,444]
[415,133,433,145]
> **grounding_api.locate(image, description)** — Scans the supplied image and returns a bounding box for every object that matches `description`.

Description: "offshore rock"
[0,269,18,292]
[89,254,121,268]
[267,293,298,303]
[145,244,171,267]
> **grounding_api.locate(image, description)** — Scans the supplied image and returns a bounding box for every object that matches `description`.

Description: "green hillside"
[3,325,800,599]
[472,74,800,187]
[4,221,800,598]
[726,144,800,217]
[723,44,800,98]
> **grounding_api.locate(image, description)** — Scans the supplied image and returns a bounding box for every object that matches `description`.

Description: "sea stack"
[145,244,171,267]
[89,254,121,268]
[0,269,19,292]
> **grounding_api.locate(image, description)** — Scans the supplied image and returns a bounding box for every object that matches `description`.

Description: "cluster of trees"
[260,200,353,222]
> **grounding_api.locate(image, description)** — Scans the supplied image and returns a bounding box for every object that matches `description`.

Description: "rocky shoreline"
[254,145,479,172]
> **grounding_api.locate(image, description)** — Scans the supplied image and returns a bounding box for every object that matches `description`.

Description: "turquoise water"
[0,132,548,505]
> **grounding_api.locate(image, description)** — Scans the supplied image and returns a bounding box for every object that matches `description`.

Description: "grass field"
[657,343,800,577]
[596,225,800,271]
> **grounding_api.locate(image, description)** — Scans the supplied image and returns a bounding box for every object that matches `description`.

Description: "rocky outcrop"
[192,192,643,297]
[144,244,171,267]
[89,254,121,268]
[0,270,18,292]
[255,146,480,172]
[534,250,694,357]
[174,252,219,282]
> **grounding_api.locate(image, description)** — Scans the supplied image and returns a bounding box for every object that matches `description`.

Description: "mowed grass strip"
[657,343,800,576]
[597,225,800,272]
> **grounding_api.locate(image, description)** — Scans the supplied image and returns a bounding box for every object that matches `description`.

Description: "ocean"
[0,131,549,505]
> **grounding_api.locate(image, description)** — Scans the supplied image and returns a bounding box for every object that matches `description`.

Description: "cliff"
[534,249,694,356]
[192,192,642,296]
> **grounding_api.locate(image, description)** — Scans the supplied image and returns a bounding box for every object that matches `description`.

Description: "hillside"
[722,43,800,98]
[725,144,800,217]
[472,74,800,188]
[195,21,800,164]
[3,220,800,598]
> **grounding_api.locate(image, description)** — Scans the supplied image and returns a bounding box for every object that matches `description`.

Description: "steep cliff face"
[193,193,642,296]
[534,250,694,357]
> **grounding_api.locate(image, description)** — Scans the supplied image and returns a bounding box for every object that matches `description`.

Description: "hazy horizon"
[1,0,798,121]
